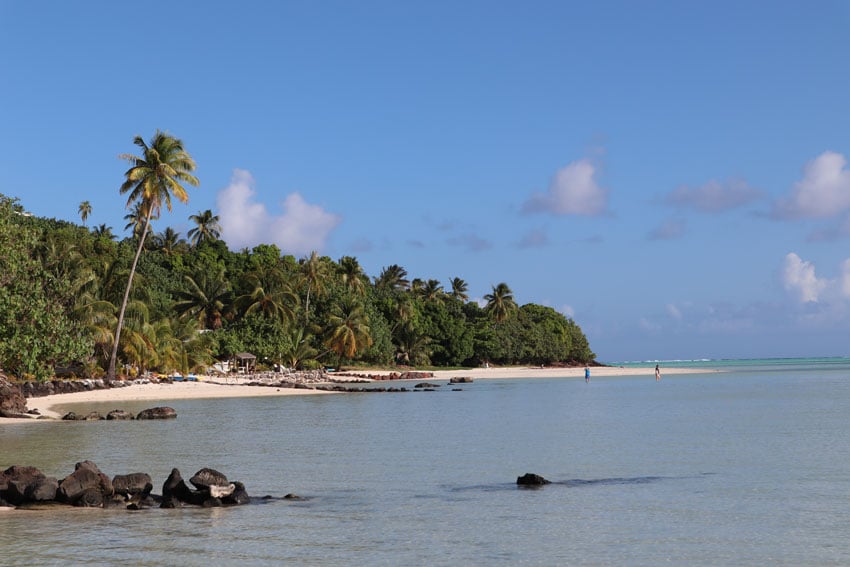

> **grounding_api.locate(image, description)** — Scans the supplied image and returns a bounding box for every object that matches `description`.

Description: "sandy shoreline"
[2,366,709,424]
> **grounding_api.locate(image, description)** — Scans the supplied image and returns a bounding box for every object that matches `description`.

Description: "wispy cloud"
[517,228,549,249]
[217,169,341,255]
[772,151,850,219]
[522,158,608,216]
[647,219,686,241]
[665,178,762,212]
[447,233,493,252]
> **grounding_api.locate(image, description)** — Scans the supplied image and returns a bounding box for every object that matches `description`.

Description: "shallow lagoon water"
[2,363,850,565]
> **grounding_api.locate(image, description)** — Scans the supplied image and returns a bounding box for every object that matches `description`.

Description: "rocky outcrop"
[106,409,134,420]
[449,376,473,383]
[517,473,550,486]
[189,468,229,490]
[0,374,27,416]
[1,465,58,505]
[1,461,252,510]
[161,468,247,508]
[136,406,177,420]
[57,461,113,504]
[112,473,153,498]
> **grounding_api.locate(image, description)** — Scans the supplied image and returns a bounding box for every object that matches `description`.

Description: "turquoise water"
[2,359,850,565]
[613,356,850,372]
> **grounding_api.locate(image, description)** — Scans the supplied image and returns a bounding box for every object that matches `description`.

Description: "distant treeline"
[0,193,594,381]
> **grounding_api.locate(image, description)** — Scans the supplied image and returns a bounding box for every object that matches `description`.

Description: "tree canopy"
[0,146,595,380]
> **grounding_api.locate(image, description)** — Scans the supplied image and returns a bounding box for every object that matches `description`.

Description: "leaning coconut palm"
[187,209,221,247]
[107,130,199,382]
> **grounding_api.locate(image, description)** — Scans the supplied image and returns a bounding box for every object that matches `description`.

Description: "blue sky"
[2,1,850,362]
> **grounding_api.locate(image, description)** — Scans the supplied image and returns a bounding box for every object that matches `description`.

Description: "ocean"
[1,358,849,566]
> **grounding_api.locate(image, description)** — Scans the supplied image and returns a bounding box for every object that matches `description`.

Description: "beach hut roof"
[234,352,256,360]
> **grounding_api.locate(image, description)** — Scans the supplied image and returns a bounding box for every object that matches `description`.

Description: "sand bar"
[1,366,711,424]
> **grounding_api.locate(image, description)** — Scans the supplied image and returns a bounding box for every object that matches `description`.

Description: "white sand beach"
[2,365,708,424]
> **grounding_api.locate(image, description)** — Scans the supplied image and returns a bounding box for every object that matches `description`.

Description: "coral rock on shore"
[0,374,27,416]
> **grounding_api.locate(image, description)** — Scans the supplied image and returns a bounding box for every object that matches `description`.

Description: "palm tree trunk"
[106,211,152,382]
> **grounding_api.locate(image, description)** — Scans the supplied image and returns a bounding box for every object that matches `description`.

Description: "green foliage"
[0,196,92,379]
[0,182,599,378]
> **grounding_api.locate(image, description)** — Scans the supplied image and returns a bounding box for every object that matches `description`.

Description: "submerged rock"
[516,473,550,486]
[136,406,177,420]
[106,409,134,420]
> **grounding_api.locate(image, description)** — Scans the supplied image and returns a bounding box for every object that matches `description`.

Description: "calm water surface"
[2,362,850,566]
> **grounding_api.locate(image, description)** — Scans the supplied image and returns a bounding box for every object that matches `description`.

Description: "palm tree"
[280,327,318,370]
[484,282,517,323]
[107,130,199,382]
[421,279,444,302]
[394,322,431,366]
[93,224,115,240]
[187,209,221,247]
[374,264,409,291]
[151,227,188,257]
[236,268,298,323]
[298,251,328,323]
[124,201,158,241]
[174,267,232,330]
[450,277,469,302]
[409,278,425,294]
[337,256,367,296]
[78,201,92,226]
[324,300,373,366]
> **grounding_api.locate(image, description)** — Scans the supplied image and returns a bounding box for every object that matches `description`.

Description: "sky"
[1,1,850,362]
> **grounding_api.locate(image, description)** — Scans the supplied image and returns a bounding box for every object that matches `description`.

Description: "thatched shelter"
[232,352,257,374]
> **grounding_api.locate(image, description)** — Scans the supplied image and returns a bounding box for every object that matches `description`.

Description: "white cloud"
[773,151,850,219]
[665,178,762,212]
[782,252,828,303]
[560,304,576,318]
[522,158,608,216]
[217,169,341,255]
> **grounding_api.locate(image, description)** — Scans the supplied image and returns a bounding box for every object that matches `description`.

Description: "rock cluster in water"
[330,371,435,381]
[0,462,250,510]
[61,406,177,421]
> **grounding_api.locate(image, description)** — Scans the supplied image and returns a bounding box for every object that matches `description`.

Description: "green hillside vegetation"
[0,133,595,381]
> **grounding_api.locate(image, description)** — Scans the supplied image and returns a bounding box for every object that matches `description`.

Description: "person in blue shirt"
[585,366,590,383]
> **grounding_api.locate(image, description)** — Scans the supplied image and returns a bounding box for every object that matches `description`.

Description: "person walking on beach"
[585,366,590,383]
[655,364,661,382]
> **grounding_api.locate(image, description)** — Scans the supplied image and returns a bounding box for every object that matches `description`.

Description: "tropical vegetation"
[0,134,595,381]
